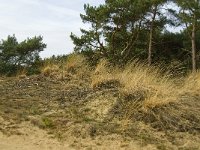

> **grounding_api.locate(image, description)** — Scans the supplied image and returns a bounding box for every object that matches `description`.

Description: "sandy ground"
[0,120,158,150]
[0,122,72,150]
[1,76,199,150]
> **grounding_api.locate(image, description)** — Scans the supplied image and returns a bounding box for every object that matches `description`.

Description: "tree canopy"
[71,0,200,71]
[0,35,46,75]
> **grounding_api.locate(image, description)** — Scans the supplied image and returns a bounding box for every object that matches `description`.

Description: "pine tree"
[176,0,200,71]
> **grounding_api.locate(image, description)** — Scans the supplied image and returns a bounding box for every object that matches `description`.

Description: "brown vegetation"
[0,54,200,149]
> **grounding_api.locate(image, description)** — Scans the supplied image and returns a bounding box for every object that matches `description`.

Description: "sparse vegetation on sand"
[1,0,200,149]
[0,54,200,150]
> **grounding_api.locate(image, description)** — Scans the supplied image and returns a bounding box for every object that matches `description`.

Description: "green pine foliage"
[71,0,200,71]
[0,35,46,75]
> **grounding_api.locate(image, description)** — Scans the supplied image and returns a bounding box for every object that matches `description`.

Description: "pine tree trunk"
[148,5,157,66]
[148,26,153,66]
[191,17,197,72]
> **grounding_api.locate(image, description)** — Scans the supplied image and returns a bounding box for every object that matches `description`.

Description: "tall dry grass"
[39,56,200,131]
[119,62,180,111]
[91,59,200,132]
[92,59,181,111]
[40,53,91,81]
[16,68,28,79]
[181,71,200,97]
[91,59,117,88]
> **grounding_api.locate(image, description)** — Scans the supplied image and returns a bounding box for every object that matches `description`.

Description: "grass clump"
[91,59,200,132]
[181,71,200,97]
[118,62,179,111]
[41,65,59,77]
[92,60,179,110]
[91,59,121,89]
[42,117,54,128]
[64,54,87,73]
[40,53,91,81]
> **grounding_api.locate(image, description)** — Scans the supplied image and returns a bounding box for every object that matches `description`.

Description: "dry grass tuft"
[62,53,90,76]
[118,63,179,111]
[181,71,200,97]
[91,60,200,132]
[40,54,90,81]
[91,59,120,89]
[41,65,59,77]
[63,54,92,81]
[64,54,86,72]
[16,68,28,79]
[91,60,179,110]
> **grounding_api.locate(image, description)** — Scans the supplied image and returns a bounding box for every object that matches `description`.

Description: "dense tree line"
[71,0,200,71]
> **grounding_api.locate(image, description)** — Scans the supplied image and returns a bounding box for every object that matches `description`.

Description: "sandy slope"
[1,73,199,150]
[0,120,157,150]
[0,122,72,150]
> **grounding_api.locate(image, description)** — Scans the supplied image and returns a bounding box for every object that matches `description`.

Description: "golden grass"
[41,64,60,77]
[64,54,92,80]
[37,56,200,132]
[120,63,180,111]
[181,71,200,96]
[16,68,28,78]
[1,56,200,148]
[64,54,86,72]
[91,60,200,132]
[91,59,117,88]
[92,59,180,111]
